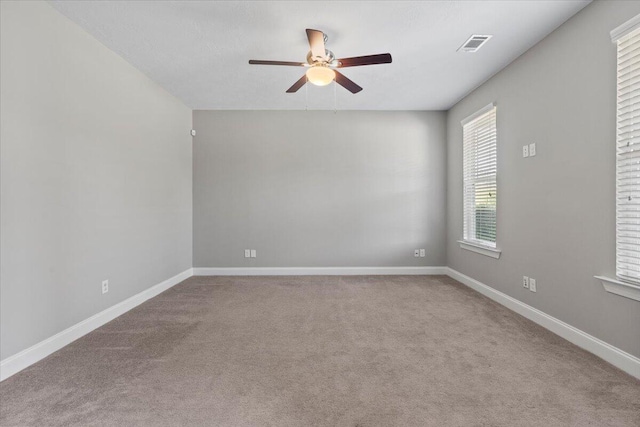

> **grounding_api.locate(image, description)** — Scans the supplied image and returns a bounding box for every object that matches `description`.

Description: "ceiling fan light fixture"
[305,66,335,86]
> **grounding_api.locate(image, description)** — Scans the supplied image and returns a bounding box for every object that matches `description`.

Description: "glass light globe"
[305,66,336,86]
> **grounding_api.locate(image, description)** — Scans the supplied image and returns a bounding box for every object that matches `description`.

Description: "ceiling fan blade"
[336,53,392,68]
[249,60,305,66]
[306,29,326,60]
[286,75,307,93]
[334,70,362,94]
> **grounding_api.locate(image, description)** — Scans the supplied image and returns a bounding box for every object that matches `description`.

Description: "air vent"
[458,35,492,53]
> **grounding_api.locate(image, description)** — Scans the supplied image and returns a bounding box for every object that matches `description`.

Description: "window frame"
[459,103,500,258]
[614,23,640,286]
[594,16,640,302]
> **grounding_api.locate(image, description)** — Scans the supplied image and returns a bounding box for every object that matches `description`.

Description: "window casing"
[462,105,497,249]
[616,26,640,284]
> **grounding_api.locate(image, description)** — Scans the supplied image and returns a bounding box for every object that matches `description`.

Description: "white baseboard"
[446,267,640,379]
[193,266,448,276]
[0,268,193,382]
[4,266,637,382]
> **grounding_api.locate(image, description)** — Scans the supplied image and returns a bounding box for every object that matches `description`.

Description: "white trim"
[611,14,640,43]
[595,276,640,302]
[458,240,501,259]
[4,266,637,382]
[460,102,496,126]
[446,268,640,379]
[193,266,447,276]
[0,268,193,382]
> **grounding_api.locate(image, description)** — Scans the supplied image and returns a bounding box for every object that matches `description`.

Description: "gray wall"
[447,0,640,358]
[0,1,192,359]
[193,111,446,268]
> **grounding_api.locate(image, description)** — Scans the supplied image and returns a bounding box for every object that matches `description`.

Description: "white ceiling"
[50,0,590,111]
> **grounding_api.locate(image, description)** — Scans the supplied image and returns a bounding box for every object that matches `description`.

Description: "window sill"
[458,240,501,259]
[594,276,640,302]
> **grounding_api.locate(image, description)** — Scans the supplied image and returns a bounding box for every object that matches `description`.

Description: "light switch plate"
[529,143,536,157]
[522,145,529,158]
[250,249,256,258]
[529,278,537,292]
[244,249,251,258]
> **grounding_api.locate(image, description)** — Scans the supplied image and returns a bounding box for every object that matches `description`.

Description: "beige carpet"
[1,275,638,426]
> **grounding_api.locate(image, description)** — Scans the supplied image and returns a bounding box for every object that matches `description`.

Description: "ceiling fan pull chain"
[334,78,337,114]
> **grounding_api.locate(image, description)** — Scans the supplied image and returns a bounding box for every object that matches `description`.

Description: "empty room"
[1,0,639,425]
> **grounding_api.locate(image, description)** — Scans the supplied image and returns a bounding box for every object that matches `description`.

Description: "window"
[594,17,640,302]
[615,24,640,284]
[462,104,497,250]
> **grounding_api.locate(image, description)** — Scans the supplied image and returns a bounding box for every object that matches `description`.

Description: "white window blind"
[463,105,497,248]
[616,26,640,284]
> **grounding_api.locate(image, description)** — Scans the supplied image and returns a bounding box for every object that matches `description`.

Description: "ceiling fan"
[249,29,392,94]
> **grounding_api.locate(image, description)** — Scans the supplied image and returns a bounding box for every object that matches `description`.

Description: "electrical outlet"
[419,249,426,257]
[529,143,536,157]
[414,249,420,257]
[250,249,256,258]
[522,276,529,289]
[529,278,537,292]
[522,145,529,158]
[102,280,109,294]
[244,249,251,258]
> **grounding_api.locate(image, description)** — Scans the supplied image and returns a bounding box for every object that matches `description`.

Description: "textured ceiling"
[50,0,590,110]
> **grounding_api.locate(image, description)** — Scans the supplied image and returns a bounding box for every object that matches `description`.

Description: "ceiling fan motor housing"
[307,49,335,65]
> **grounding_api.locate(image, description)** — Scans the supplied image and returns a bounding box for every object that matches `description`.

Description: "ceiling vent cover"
[458,35,492,52]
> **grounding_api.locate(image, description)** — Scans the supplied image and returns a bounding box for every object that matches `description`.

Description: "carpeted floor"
[1,275,639,426]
